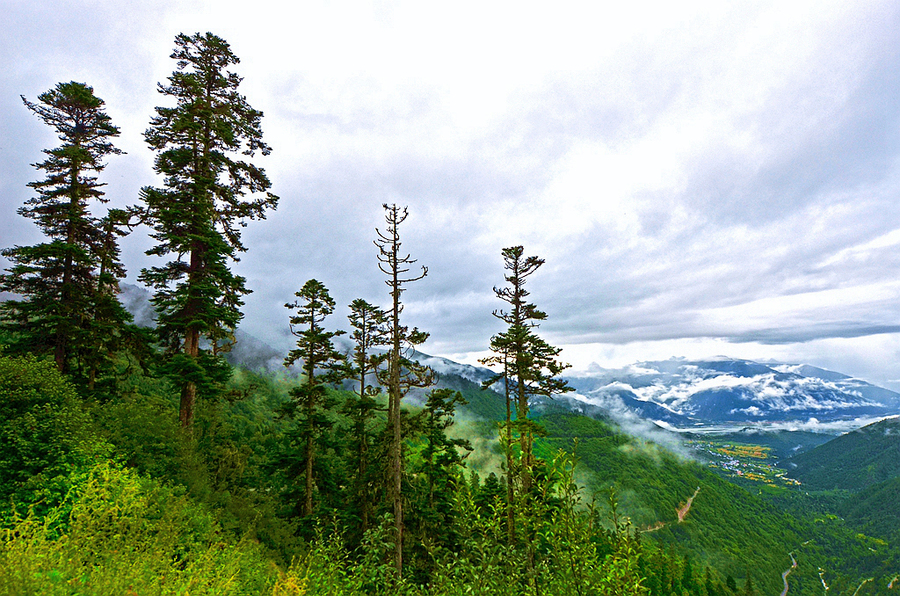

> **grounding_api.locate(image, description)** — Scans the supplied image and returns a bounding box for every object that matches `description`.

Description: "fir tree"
[480,245,572,573]
[740,573,755,596]
[726,574,737,592]
[406,388,471,583]
[83,208,150,394]
[345,298,389,534]
[283,279,347,518]
[139,32,278,428]
[0,81,133,387]
[481,341,517,541]
[704,567,718,596]
[482,246,571,491]
[415,388,471,521]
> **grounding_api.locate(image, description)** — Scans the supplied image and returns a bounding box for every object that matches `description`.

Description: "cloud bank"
[3,1,900,389]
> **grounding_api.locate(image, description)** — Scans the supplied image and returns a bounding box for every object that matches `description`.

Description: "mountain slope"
[535,412,802,595]
[840,475,900,543]
[784,417,900,491]
[535,411,900,595]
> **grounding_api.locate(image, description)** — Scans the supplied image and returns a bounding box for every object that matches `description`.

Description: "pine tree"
[374,203,435,576]
[0,81,132,386]
[139,32,278,428]
[704,567,717,596]
[682,556,695,593]
[283,279,347,518]
[83,208,150,394]
[416,388,471,519]
[482,246,571,492]
[345,298,389,534]
[475,471,504,512]
[740,574,755,596]
[406,388,471,582]
[725,574,737,592]
[480,341,517,541]
[480,246,572,574]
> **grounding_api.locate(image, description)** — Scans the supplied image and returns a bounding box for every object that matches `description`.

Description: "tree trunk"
[56,166,79,374]
[180,328,199,428]
[359,371,370,533]
[517,357,532,496]
[180,243,202,429]
[505,357,515,544]
[390,354,403,575]
[305,427,315,517]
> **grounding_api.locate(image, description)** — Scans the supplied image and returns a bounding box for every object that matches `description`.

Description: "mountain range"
[119,283,900,432]
[564,358,900,430]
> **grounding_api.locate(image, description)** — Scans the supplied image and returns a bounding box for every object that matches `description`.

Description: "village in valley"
[688,439,802,489]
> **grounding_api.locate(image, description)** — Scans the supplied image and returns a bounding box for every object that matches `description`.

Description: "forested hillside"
[2,28,900,596]
[786,418,900,491]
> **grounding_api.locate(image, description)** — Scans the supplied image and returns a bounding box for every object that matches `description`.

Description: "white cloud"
[3,1,900,394]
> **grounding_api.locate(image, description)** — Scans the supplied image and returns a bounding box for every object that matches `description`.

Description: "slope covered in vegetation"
[785,417,900,491]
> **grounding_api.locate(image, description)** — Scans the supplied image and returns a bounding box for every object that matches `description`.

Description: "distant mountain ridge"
[118,285,900,430]
[565,357,900,429]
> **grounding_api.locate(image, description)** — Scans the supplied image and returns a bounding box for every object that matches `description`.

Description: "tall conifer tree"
[481,245,572,558]
[140,32,278,428]
[283,279,347,518]
[0,82,132,386]
[415,388,471,527]
[83,208,149,393]
[374,203,434,576]
[345,298,389,533]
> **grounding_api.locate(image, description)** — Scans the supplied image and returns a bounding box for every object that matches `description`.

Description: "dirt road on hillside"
[677,487,700,522]
[642,486,700,532]
[780,552,797,596]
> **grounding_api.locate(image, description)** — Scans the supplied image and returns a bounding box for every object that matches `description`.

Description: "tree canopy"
[0,81,135,391]
[139,32,278,427]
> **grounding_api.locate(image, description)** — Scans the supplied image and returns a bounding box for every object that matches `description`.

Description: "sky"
[3,1,900,389]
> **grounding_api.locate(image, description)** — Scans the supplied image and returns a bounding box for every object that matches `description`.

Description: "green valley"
[2,28,900,596]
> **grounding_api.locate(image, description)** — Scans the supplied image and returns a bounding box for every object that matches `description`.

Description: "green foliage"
[0,354,111,513]
[414,451,650,596]
[0,462,276,595]
[282,279,348,520]
[0,450,657,596]
[405,389,472,578]
[0,82,139,390]
[93,384,180,479]
[841,475,900,543]
[534,412,801,595]
[340,299,390,540]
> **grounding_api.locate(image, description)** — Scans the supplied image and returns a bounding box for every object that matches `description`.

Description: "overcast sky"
[4,1,900,388]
